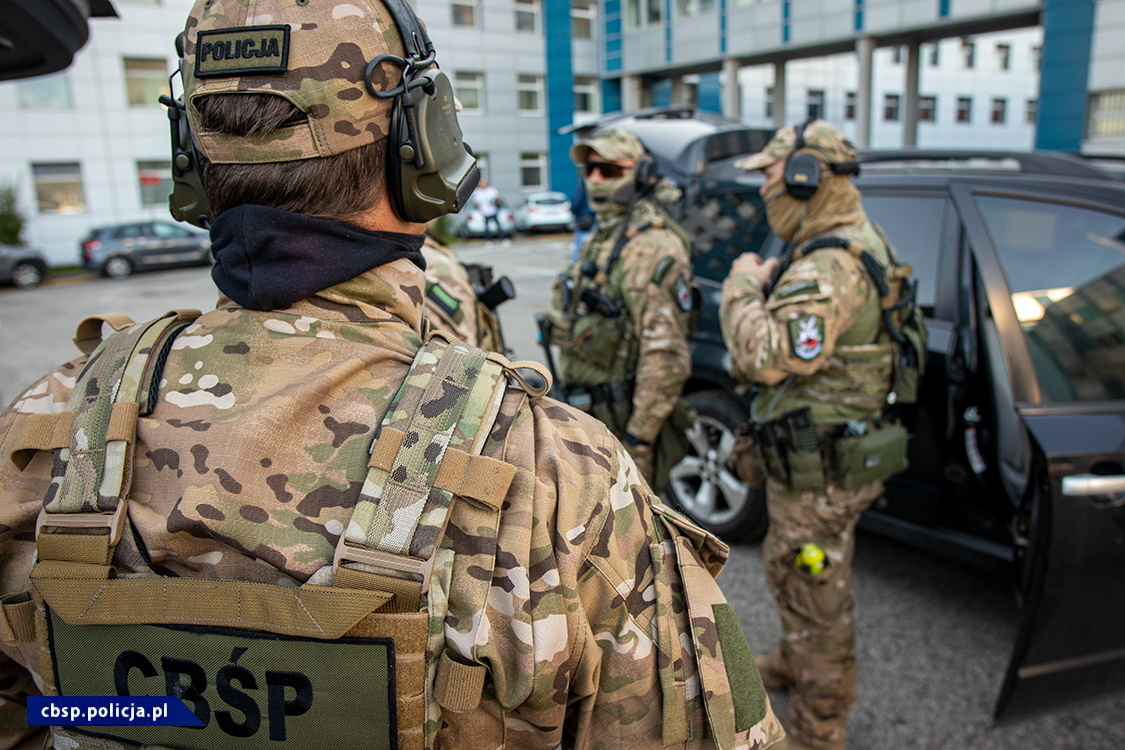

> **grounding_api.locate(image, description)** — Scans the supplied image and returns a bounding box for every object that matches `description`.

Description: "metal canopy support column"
[623,74,643,111]
[855,36,875,147]
[903,40,920,147]
[772,59,786,128]
[722,58,740,119]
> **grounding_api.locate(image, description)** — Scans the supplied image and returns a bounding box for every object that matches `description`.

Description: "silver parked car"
[513,192,574,234]
[80,221,211,279]
[447,199,517,239]
[0,245,49,289]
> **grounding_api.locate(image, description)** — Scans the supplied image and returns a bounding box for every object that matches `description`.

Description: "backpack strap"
[35,309,201,567]
[333,331,520,613]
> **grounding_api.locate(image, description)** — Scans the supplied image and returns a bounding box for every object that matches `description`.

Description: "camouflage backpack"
[5,309,548,750]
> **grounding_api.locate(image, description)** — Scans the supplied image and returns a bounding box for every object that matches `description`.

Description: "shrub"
[0,183,25,246]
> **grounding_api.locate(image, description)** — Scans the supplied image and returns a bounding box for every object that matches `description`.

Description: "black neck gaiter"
[209,205,426,311]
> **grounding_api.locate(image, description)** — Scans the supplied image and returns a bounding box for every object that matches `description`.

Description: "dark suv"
[575,108,1125,720]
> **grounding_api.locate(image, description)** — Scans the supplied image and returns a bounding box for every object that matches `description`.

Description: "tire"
[666,389,768,542]
[10,262,44,289]
[104,256,133,279]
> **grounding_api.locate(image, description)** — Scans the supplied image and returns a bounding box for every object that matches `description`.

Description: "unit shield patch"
[789,314,825,360]
[672,276,693,312]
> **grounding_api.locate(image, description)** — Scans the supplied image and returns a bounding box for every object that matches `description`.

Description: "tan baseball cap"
[735,119,858,171]
[182,0,412,165]
[570,128,646,164]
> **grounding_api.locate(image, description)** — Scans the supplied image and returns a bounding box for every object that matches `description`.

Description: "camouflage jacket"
[720,221,896,426]
[0,258,780,749]
[421,236,503,353]
[549,199,694,443]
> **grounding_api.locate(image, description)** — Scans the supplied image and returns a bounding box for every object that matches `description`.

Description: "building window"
[517,75,543,114]
[571,1,594,39]
[124,57,170,107]
[956,97,972,123]
[765,86,774,119]
[806,89,824,120]
[919,96,937,123]
[452,0,478,28]
[991,98,1007,124]
[1026,98,1038,125]
[455,71,484,113]
[961,39,975,69]
[929,43,940,66]
[892,46,902,65]
[844,91,856,120]
[646,0,661,24]
[626,0,641,28]
[574,76,599,114]
[515,0,539,32]
[1089,90,1125,137]
[33,163,85,214]
[18,72,71,108]
[137,161,173,207]
[1032,45,1042,71]
[520,152,546,190]
[883,94,900,122]
[996,43,1011,71]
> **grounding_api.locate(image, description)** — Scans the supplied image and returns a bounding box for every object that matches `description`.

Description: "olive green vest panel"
[756,224,896,425]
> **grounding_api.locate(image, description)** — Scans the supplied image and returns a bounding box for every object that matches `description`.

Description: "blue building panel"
[782,1,790,44]
[940,0,950,18]
[855,1,863,33]
[545,0,576,195]
[698,71,722,113]
[602,78,622,114]
[651,78,672,107]
[1036,0,1095,151]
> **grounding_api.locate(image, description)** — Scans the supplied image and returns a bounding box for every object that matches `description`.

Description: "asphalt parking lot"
[2,235,1123,748]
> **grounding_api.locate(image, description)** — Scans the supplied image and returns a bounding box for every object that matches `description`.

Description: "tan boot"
[755,653,794,690]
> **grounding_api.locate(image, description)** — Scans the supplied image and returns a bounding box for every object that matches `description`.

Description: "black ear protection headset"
[162,0,478,229]
[781,117,860,201]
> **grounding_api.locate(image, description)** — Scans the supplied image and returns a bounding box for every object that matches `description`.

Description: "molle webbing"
[43,309,201,517]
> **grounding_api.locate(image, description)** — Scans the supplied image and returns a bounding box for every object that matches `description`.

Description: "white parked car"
[448,199,517,239]
[513,192,574,234]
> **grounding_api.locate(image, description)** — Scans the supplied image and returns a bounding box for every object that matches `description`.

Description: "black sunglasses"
[585,161,628,179]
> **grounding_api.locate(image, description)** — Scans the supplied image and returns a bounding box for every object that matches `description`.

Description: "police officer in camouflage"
[0,2,784,749]
[544,129,696,495]
[721,120,922,750]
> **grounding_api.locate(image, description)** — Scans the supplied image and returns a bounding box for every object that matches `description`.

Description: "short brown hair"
[196,94,386,221]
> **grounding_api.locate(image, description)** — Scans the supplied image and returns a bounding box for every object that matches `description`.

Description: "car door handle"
[1061,474,1125,497]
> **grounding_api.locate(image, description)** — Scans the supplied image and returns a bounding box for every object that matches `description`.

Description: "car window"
[684,189,771,283]
[861,193,948,311]
[151,222,180,238]
[115,224,146,239]
[534,197,568,206]
[976,194,1125,402]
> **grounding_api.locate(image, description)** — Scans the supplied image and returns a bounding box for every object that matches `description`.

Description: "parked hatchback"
[514,192,574,233]
[0,245,48,289]
[447,199,517,240]
[81,221,211,279]
[565,108,1125,720]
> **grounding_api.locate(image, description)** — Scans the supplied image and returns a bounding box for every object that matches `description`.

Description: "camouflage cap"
[734,119,858,171]
[570,128,647,164]
[182,0,412,164]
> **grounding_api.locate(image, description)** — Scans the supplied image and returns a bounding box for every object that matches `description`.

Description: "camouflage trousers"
[762,476,883,750]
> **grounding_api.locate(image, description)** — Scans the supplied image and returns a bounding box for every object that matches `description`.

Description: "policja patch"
[789,313,825,360]
[194,25,290,78]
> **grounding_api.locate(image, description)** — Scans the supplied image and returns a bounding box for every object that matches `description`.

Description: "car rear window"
[684,189,771,283]
[976,194,1125,402]
[533,197,568,206]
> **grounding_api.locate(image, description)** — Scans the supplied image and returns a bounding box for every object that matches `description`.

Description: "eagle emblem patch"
[789,314,825,360]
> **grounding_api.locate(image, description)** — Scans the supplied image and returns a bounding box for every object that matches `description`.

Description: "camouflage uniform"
[720,122,906,750]
[421,230,505,353]
[0,2,783,748]
[544,129,695,494]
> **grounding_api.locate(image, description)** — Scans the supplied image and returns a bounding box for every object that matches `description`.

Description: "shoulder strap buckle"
[332,537,435,595]
[36,501,129,548]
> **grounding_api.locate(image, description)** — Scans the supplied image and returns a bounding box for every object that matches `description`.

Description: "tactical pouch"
[565,311,627,373]
[831,421,909,489]
[786,448,827,492]
[893,310,929,405]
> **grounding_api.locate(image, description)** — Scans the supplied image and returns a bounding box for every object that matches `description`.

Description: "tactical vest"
[754,224,927,425]
[2,309,549,750]
[551,199,696,389]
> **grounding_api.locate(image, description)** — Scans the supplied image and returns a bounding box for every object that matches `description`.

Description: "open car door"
[952,183,1125,719]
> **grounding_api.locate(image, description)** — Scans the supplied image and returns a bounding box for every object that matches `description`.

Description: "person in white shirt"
[473,179,510,245]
